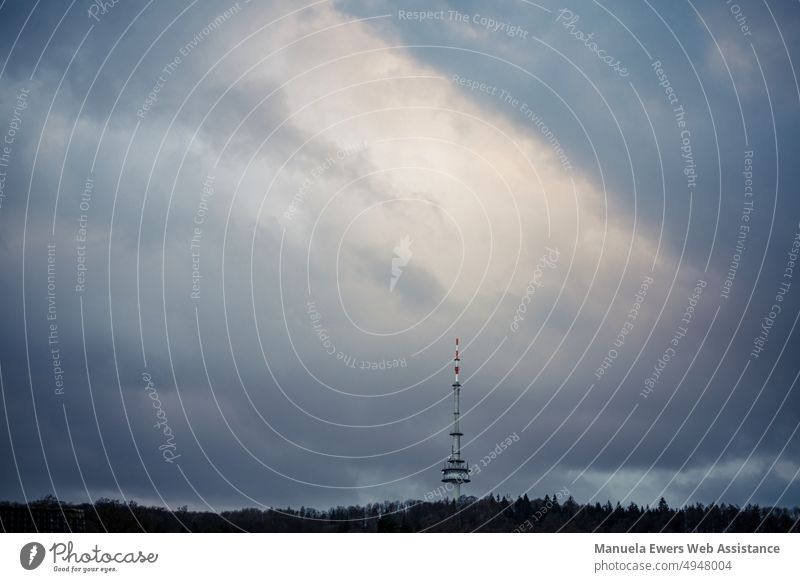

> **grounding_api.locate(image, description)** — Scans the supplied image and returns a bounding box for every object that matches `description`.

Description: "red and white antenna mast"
[441,337,470,501]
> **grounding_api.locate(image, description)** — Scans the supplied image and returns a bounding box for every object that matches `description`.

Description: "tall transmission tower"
[441,337,470,502]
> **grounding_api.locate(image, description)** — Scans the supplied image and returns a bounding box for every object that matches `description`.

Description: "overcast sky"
[1,0,799,514]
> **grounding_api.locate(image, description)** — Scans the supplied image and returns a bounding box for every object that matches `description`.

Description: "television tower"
[441,337,470,501]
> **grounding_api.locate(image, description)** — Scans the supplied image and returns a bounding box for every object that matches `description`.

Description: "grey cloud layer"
[0,0,799,511]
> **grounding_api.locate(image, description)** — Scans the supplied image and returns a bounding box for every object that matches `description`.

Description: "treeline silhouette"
[2,494,798,532]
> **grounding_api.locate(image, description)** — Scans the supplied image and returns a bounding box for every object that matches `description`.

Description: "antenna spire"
[441,337,470,502]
